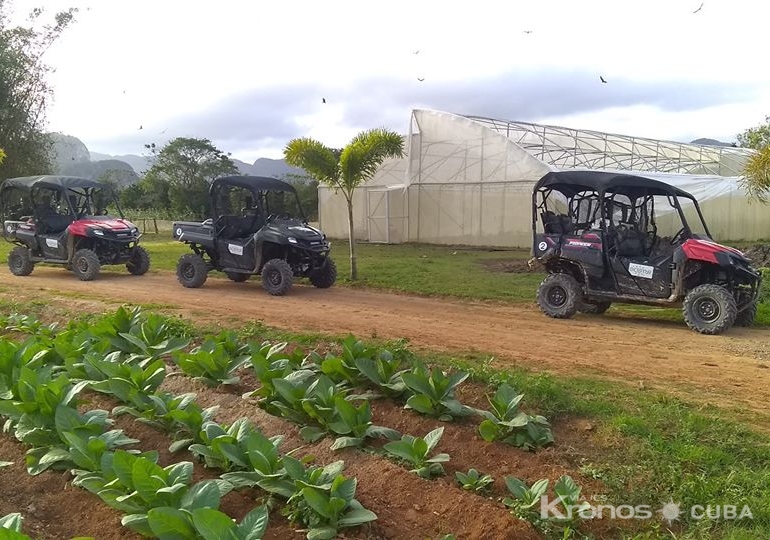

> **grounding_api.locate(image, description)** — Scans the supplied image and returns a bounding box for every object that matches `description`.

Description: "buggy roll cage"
[532,171,712,241]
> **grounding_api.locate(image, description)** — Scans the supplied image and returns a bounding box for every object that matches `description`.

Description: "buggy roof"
[535,170,696,199]
[1,175,106,191]
[211,175,297,193]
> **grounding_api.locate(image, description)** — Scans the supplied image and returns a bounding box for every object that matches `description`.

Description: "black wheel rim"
[547,285,567,307]
[694,297,720,323]
[181,263,195,280]
[77,257,89,273]
[266,269,282,287]
[10,255,21,271]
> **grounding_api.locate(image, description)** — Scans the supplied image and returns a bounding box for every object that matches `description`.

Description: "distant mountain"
[251,157,308,179]
[49,134,309,184]
[690,138,737,148]
[90,151,151,175]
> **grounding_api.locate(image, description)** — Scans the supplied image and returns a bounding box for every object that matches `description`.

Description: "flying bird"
[322,97,326,104]
[417,77,425,82]
[523,30,533,34]
[138,125,143,130]
[693,2,703,13]
[599,76,607,83]
[412,49,420,54]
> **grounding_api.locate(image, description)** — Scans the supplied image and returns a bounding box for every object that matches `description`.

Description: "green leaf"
[504,477,529,499]
[383,440,418,465]
[0,513,23,532]
[337,507,378,527]
[302,486,334,519]
[237,505,269,540]
[423,427,444,451]
[147,507,198,540]
[181,480,221,511]
[330,436,363,450]
[478,419,500,442]
[554,475,582,506]
[405,393,436,415]
[307,527,337,540]
[191,508,238,540]
[121,513,153,537]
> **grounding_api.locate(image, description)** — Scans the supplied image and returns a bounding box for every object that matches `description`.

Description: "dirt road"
[3,268,769,418]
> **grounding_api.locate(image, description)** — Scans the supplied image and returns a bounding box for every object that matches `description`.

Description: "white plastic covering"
[318,110,767,246]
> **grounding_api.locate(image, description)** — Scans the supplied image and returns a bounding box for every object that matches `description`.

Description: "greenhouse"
[318,109,765,246]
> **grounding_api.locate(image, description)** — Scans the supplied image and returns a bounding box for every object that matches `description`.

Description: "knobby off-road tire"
[578,300,612,314]
[261,258,293,296]
[682,283,737,335]
[72,249,100,281]
[536,273,582,319]
[735,301,757,327]
[177,254,208,288]
[309,258,337,288]
[225,271,249,283]
[126,245,151,275]
[8,246,34,276]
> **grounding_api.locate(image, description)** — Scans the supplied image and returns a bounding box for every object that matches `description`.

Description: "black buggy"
[532,171,762,334]
[172,175,336,295]
[1,175,149,281]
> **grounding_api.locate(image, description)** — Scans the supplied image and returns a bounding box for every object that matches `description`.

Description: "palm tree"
[740,146,770,204]
[284,128,404,280]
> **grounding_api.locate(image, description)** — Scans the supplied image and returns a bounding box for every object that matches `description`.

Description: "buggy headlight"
[93,229,104,236]
[288,237,298,244]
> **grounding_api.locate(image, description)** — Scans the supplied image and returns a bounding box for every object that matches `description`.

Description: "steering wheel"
[671,227,687,245]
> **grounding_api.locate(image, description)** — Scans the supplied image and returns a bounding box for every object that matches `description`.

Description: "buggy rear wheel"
[126,246,150,275]
[225,271,249,283]
[261,258,293,296]
[683,284,737,335]
[309,258,337,288]
[8,247,34,276]
[72,249,100,281]
[177,254,208,288]
[735,301,757,327]
[536,273,582,319]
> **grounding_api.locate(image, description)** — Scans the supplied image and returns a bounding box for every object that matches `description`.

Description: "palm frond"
[283,138,339,186]
[739,146,770,204]
[339,129,404,191]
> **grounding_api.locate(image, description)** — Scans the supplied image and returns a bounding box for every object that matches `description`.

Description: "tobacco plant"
[503,475,589,537]
[173,336,250,386]
[401,362,472,420]
[383,427,450,479]
[455,468,494,493]
[281,458,378,540]
[476,384,554,450]
[73,450,232,536]
[112,391,218,452]
[327,396,400,450]
[246,341,307,400]
[147,505,269,540]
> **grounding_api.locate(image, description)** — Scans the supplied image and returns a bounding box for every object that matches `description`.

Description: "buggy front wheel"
[261,258,293,296]
[536,273,582,319]
[682,284,737,335]
[309,258,337,288]
[72,249,100,281]
[126,246,150,275]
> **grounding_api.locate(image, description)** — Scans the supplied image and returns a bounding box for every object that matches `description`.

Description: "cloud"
[83,69,761,161]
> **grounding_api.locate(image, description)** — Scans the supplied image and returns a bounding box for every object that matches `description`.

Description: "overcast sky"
[10,0,770,162]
